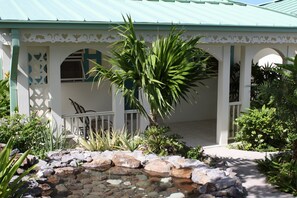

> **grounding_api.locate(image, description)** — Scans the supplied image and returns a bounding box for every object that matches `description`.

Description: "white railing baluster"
[124,110,140,134]
[229,101,242,139]
[62,111,114,138]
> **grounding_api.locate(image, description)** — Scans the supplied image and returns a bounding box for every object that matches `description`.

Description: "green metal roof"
[0,0,297,31]
[261,0,297,17]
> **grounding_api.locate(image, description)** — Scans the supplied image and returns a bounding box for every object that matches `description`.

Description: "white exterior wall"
[163,78,217,123]
[61,81,112,115]
[2,45,10,75]
[253,48,283,66]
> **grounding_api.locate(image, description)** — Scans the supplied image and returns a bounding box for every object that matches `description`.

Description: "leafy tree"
[91,16,211,125]
[255,55,297,160]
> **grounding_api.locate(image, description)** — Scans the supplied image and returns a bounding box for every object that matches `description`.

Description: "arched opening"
[162,53,219,147]
[60,48,113,135]
[253,48,284,67]
[251,48,284,102]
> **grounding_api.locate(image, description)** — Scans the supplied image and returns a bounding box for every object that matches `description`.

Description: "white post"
[17,46,30,115]
[239,46,253,112]
[112,85,125,130]
[139,90,150,131]
[48,46,63,131]
[216,45,231,145]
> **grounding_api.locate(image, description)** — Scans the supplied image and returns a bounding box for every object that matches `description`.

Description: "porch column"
[139,90,150,131]
[48,46,63,130]
[239,46,253,112]
[216,45,231,145]
[17,46,30,115]
[112,85,125,129]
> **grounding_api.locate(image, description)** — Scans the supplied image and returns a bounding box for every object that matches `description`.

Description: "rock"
[136,174,148,181]
[199,182,217,194]
[167,156,206,169]
[69,159,80,167]
[112,154,141,168]
[106,179,122,185]
[148,191,159,197]
[61,155,75,163]
[54,167,75,175]
[161,177,172,183]
[35,159,48,170]
[166,192,185,198]
[36,168,54,178]
[47,175,60,184]
[215,177,236,190]
[82,157,112,170]
[191,168,225,185]
[170,167,192,179]
[144,159,173,174]
[123,181,131,185]
[198,194,215,198]
[55,184,68,195]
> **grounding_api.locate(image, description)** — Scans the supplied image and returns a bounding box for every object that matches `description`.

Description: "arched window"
[61,48,101,82]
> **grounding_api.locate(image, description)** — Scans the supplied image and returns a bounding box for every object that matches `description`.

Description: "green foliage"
[37,127,69,159]
[257,153,297,196]
[186,145,204,160]
[140,126,187,156]
[0,113,50,157]
[79,129,140,151]
[90,16,212,125]
[0,79,10,118]
[235,106,288,151]
[0,139,36,198]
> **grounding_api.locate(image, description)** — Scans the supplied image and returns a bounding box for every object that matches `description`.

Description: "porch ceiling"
[1,0,297,31]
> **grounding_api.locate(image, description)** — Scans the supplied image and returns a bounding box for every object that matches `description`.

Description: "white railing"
[124,109,140,133]
[229,101,242,139]
[62,111,114,138]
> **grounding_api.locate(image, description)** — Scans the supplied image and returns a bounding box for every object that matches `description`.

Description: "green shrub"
[0,113,50,157]
[0,139,36,198]
[140,126,187,156]
[0,79,10,118]
[257,153,297,196]
[186,145,204,160]
[235,106,288,151]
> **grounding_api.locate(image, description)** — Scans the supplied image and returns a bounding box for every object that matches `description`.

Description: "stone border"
[33,149,246,197]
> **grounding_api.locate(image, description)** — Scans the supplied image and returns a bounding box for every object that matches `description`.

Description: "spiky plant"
[90,16,211,125]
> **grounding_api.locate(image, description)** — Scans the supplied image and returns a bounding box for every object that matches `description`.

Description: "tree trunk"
[148,110,158,126]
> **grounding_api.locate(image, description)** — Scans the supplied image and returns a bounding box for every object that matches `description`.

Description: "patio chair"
[69,98,112,137]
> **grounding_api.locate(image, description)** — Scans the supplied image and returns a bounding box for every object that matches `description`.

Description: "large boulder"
[112,154,141,168]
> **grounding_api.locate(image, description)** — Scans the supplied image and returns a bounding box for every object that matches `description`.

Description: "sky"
[238,0,270,5]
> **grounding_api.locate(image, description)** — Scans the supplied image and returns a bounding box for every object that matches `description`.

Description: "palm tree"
[91,16,211,126]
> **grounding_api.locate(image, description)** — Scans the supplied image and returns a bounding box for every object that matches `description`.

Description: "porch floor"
[164,119,217,147]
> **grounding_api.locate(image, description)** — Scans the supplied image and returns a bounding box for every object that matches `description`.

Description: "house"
[1,0,297,146]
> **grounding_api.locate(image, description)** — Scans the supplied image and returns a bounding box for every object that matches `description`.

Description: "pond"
[43,166,201,198]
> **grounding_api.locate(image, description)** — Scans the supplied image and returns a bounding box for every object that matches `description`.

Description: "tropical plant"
[0,78,10,118]
[90,16,211,125]
[257,152,297,196]
[186,145,205,160]
[235,105,289,151]
[79,129,139,151]
[0,139,36,198]
[140,126,187,156]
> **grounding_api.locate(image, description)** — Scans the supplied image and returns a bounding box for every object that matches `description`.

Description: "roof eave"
[0,21,297,33]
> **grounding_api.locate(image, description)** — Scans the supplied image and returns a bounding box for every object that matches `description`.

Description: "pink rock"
[82,156,112,169]
[112,154,141,168]
[144,159,172,174]
[170,167,192,179]
[54,167,75,175]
